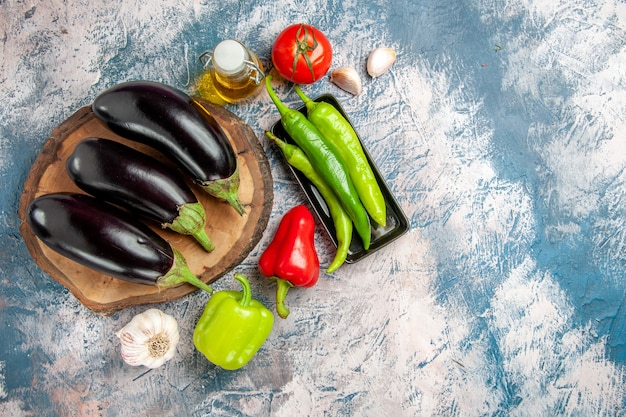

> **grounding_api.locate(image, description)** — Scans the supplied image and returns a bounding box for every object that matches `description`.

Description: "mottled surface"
[1,0,625,416]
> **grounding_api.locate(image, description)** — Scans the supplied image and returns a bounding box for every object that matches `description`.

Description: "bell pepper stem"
[274,278,294,319]
[234,273,252,307]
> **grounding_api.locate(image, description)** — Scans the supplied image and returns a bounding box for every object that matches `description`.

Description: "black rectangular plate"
[270,94,409,264]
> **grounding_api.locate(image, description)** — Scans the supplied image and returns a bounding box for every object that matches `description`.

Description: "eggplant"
[91,80,245,215]
[66,137,214,252]
[26,193,214,293]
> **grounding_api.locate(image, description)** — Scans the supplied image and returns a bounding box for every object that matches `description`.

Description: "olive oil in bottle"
[197,40,264,104]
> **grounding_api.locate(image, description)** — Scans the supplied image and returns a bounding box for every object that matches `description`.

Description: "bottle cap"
[213,40,247,75]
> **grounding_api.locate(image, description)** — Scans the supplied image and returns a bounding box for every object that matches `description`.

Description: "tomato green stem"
[293,23,319,82]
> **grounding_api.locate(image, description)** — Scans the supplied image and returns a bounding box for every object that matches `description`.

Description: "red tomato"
[271,23,333,84]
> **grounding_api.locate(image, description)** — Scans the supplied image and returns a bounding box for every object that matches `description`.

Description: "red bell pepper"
[258,205,320,318]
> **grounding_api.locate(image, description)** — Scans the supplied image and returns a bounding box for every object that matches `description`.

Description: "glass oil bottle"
[196,40,264,105]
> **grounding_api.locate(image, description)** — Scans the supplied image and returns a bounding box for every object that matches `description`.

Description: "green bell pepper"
[193,273,274,370]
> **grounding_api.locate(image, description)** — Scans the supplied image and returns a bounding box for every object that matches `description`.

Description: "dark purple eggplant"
[66,137,214,252]
[91,80,245,215]
[26,193,214,293]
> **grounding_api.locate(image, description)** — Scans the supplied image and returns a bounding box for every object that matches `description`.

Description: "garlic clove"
[367,47,397,78]
[116,308,180,369]
[330,66,362,95]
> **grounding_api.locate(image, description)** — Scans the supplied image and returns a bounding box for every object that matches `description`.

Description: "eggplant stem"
[198,166,246,216]
[169,202,215,252]
[158,247,214,294]
[191,229,215,252]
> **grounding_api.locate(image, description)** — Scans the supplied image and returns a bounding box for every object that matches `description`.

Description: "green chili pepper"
[294,86,387,227]
[265,76,371,250]
[266,130,352,273]
[193,273,274,370]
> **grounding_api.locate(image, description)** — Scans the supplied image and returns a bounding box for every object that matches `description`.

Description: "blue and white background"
[1,0,624,416]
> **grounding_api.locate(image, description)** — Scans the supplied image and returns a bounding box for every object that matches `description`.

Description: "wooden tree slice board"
[18,99,273,315]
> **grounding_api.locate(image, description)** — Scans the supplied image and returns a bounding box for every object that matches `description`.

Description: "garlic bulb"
[116,308,180,369]
[367,47,397,78]
[330,66,362,95]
